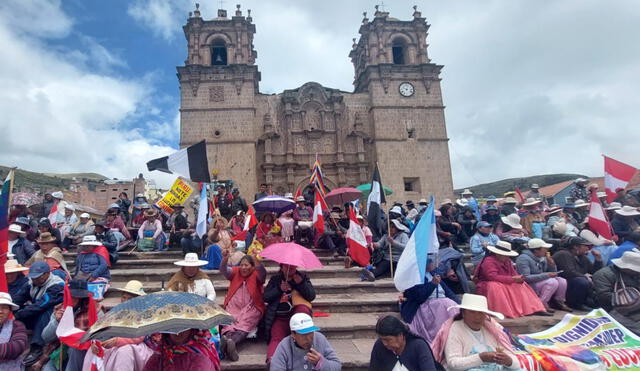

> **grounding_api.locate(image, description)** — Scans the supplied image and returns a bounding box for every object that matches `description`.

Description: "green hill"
[0,166,108,193]
[455,173,586,197]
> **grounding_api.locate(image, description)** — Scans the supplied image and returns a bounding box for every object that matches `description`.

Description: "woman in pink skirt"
[400,261,461,343]
[474,241,550,318]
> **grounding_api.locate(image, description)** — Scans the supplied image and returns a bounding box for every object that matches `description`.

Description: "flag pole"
[388,212,394,279]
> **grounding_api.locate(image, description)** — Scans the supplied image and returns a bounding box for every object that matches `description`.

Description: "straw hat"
[612,251,640,273]
[144,209,158,217]
[503,197,518,205]
[117,280,146,296]
[487,241,518,257]
[36,232,56,244]
[79,235,101,246]
[503,191,516,197]
[5,259,28,273]
[606,202,622,211]
[440,199,453,207]
[390,219,409,233]
[390,206,403,215]
[64,204,75,211]
[546,206,562,216]
[615,206,640,217]
[574,199,589,208]
[527,238,553,249]
[8,224,25,235]
[461,189,473,196]
[418,198,428,205]
[0,292,19,311]
[552,221,568,235]
[174,253,208,267]
[449,294,504,320]
[522,198,541,207]
[80,213,90,219]
[296,196,305,202]
[501,214,522,229]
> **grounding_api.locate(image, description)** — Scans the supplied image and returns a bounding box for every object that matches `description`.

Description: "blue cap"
[15,217,30,225]
[28,261,50,279]
[564,203,576,209]
[486,205,498,211]
[477,221,492,228]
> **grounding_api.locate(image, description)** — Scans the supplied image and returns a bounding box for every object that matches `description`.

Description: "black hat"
[405,200,414,206]
[564,236,593,248]
[68,279,91,298]
[94,219,107,227]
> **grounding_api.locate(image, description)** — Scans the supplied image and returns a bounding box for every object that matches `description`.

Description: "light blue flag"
[196,185,208,239]
[394,196,439,292]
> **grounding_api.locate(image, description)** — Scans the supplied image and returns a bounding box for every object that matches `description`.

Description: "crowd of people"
[2,177,640,370]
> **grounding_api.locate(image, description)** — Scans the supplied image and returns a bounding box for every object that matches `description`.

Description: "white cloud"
[0,0,178,188]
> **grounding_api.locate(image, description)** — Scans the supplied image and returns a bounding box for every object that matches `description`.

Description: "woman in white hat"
[515,239,571,312]
[593,251,640,335]
[63,212,95,249]
[520,198,545,238]
[168,253,216,301]
[0,292,28,368]
[8,223,35,265]
[496,213,530,245]
[611,205,640,241]
[473,241,547,318]
[58,203,79,239]
[431,294,520,371]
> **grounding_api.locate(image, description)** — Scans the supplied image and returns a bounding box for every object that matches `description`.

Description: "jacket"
[68,220,95,238]
[378,232,409,262]
[10,237,35,265]
[223,265,266,314]
[593,265,640,310]
[271,332,341,371]
[13,274,64,321]
[96,230,118,253]
[369,334,440,371]
[231,196,248,215]
[263,271,316,343]
[609,241,639,263]
[552,249,603,279]
[401,275,460,323]
[469,232,499,265]
[515,249,558,284]
[9,274,29,299]
[75,252,111,280]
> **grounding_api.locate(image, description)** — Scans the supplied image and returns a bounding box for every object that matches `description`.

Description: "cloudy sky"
[0,0,638,189]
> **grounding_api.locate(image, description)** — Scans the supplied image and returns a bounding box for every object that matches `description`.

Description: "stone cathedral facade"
[178,5,454,203]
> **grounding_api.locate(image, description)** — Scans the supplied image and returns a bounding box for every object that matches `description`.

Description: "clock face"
[399,82,415,97]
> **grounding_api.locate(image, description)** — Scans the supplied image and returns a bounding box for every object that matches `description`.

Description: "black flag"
[366,164,387,240]
[147,140,211,183]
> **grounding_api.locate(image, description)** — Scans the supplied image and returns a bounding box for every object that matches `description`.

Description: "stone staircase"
[63,246,570,370]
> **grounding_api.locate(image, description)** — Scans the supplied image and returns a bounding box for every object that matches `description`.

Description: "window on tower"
[211,39,228,66]
[392,38,406,65]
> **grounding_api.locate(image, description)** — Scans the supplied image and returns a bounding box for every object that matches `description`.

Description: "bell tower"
[178,3,261,194]
[348,5,454,201]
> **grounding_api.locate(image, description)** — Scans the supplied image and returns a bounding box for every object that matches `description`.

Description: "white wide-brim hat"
[501,214,522,229]
[5,259,29,273]
[456,199,469,207]
[390,219,409,233]
[0,292,19,311]
[8,224,25,235]
[606,202,622,211]
[487,240,518,257]
[616,206,640,217]
[574,200,589,208]
[523,198,541,207]
[612,251,640,273]
[79,235,102,246]
[448,293,504,320]
[174,253,208,267]
[461,189,473,195]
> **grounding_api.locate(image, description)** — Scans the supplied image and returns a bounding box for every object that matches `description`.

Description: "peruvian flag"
[48,201,59,227]
[231,206,258,241]
[312,192,325,235]
[514,187,526,204]
[55,282,98,350]
[346,208,370,266]
[89,342,105,371]
[604,156,637,202]
[588,191,613,240]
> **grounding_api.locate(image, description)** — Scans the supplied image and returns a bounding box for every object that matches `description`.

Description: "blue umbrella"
[252,195,296,214]
[83,292,233,341]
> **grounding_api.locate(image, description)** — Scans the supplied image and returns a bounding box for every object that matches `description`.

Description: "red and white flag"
[48,201,59,226]
[89,342,105,371]
[55,282,98,350]
[588,191,613,240]
[312,192,325,235]
[604,156,637,202]
[231,206,258,241]
[346,208,370,267]
[294,186,302,200]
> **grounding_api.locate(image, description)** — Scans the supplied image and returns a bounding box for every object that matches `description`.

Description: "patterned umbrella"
[252,195,296,214]
[11,192,42,207]
[83,292,233,341]
[324,187,363,205]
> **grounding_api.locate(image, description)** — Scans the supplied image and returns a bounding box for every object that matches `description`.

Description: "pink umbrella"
[259,242,323,269]
[324,187,362,206]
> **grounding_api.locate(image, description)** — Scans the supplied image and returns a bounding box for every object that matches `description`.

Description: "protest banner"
[513,309,640,370]
[155,177,194,214]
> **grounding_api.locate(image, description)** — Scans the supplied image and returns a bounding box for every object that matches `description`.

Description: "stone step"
[63,248,335,260]
[65,256,346,269]
[101,291,399,314]
[103,277,397,299]
[106,266,368,283]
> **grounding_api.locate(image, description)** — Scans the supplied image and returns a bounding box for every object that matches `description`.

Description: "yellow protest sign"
[155,177,194,214]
